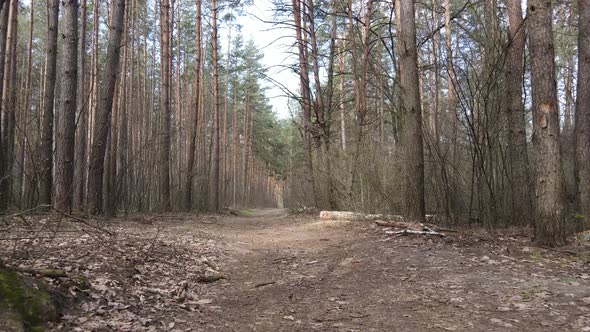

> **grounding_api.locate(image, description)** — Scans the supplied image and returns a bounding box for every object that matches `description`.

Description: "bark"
[506,0,533,226]
[339,35,346,152]
[576,0,590,228]
[222,26,232,207]
[232,83,238,207]
[89,0,99,174]
[158,0,171,211]
[527,0,566,246]
[86,0,126,214]
[0,1,8,117]
[54,0,78,212]
[396,0,426,222]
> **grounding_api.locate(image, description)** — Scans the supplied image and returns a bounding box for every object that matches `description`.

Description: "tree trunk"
[444,0,458,222]
[118,2,129,214]
[506,0,533,226]
[528,0,566,246]
[396,0,426,222]
[19,0,34,207]
[576,0,590,229]
[292,0,317,207]
[211,0,220,211]
[158,0,171,211]
[54,0,78,212]
[184,0,202,210]
[39,1,59,207]
[0,0,8,118]
[74,0,88,210]
[0,0,17,211]
[86,0,126,214]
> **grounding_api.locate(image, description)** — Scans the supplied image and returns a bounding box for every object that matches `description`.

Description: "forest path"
[187,209,590,331]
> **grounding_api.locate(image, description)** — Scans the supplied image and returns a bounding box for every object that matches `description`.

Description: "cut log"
[319,211,403,222]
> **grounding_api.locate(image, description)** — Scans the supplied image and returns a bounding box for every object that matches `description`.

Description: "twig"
[0,224,14,232]
[0,235,78,241]
[349,313,370,319]
[142,226,163,262]
[254,281,276,288]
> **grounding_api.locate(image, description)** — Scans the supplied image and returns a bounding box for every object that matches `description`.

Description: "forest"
[0,0,586,244]
[0,0,590,330]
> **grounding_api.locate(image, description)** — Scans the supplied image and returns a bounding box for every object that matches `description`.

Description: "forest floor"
[2,209,590,331]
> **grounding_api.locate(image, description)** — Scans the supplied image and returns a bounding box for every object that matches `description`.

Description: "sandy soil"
[179,209,590,331]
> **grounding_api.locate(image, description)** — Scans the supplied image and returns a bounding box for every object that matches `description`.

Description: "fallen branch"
[385,229,445,237]
[375,220,457,233]
[374,220,423,230]
[254,281,276,288]
[49,207,114,236]
[197,273,226,283]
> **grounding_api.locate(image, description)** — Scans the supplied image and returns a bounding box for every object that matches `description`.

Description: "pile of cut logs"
[319,211,448,237]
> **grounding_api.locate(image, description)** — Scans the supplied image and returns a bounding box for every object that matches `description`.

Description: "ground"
[1,209,590,331]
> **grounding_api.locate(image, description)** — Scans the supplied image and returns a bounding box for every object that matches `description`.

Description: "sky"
[235,0,298,120]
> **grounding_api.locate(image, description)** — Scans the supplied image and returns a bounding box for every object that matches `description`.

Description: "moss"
[0,268,57,332]
[240,209,256,216]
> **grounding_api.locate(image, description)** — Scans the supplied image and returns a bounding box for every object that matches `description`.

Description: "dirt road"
[187,209,590,331]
